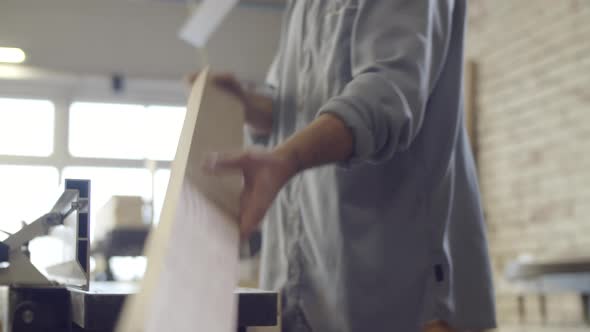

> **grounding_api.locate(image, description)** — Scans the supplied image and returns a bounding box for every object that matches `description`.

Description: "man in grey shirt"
[204,0,496,331]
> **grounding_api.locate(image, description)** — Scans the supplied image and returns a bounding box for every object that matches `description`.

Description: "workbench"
[2,282,277,332]
[69,282,278,332]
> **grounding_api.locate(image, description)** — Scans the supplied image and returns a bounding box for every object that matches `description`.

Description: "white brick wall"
[466,0,590,330]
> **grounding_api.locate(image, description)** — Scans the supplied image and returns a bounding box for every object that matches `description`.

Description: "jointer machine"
[0,179,277,332]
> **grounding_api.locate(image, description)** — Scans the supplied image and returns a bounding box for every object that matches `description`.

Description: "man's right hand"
[187,72,273,135]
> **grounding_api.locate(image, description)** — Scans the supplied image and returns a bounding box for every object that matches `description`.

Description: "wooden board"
[116,69,244,332]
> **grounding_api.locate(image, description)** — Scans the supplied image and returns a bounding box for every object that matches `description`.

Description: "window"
[153,169,171,224]
[69,102,185,161]
[69,102,148,160]
[0,86,186,280]
[0,93,183,245]
[0,98,54,156]
[146,106,185,161]
[0,165,59,237]
[110,256,147,281]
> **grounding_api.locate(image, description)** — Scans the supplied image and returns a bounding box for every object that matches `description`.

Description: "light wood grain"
[117,69,244,332]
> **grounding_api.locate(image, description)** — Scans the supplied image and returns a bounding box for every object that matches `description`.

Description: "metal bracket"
[0,179,91,288]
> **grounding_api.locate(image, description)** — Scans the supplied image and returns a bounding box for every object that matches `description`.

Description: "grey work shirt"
[249,1,496,331]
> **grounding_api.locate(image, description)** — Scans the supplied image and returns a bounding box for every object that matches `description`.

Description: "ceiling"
[0,0,284,82]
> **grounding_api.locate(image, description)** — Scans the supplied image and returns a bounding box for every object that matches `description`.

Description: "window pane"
[0,165,59,238]
[69,102,185,161]
[110,256,147,281]
[62,167,152,239]
[146,106,185,161]
[0,98,54,156]
[69,102,147,159]
[153,169,171,225]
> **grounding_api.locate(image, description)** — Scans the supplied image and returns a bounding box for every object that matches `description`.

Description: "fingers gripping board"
[116,69,244,332]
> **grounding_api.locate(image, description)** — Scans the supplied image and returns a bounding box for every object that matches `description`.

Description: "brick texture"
[466,0,590,330]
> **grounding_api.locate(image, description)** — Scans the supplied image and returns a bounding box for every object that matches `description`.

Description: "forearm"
[205,110,352,238]
[273,113,354,176]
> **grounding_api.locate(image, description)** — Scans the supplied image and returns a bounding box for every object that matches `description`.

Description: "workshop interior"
[0,0,588,331]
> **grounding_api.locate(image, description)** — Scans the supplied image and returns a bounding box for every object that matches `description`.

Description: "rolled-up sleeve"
[318,0,455,164]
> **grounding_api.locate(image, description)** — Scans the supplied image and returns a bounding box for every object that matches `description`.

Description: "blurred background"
[0,0,588,331]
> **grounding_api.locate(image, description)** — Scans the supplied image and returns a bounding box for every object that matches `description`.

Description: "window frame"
[67,102,186,161]
[0,97,56,157]
[0,77,186,221]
